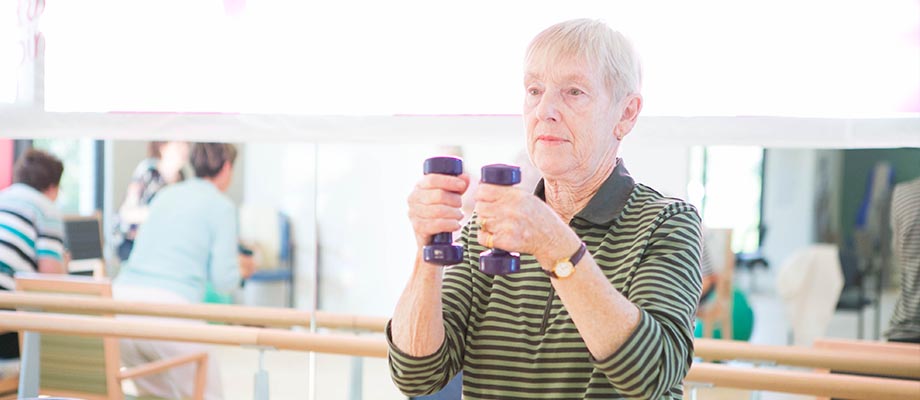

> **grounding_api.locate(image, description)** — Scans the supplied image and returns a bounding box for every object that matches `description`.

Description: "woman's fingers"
[408,174,470,247]
[417,173,469,194]
[409,204,464,221]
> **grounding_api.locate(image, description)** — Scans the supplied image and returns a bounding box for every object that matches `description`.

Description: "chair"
[836,161,894,340]
[62,213,107,278]
[733,225,769,292]
[836,244,877,340]
[697,228,735,340]
[238,206,294,308]
[14,273,208,400]
[0,375,15,400]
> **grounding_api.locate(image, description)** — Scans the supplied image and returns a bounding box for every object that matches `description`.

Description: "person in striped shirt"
[885,177,920,343]
[0,149,67,359]
[390,19,702,399]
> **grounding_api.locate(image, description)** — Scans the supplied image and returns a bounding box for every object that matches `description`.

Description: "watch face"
[555,262,574,278]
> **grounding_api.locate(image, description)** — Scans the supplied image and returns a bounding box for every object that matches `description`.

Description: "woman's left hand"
[473,183,579,264]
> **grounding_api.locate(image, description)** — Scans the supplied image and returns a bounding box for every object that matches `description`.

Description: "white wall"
[313,143,442,317]
[241,142,318,311]
[761,149,819,268]
[620,142,691,199]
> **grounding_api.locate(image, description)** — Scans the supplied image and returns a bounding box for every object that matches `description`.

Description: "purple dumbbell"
[479,164,522,275]
[422,157,465,266]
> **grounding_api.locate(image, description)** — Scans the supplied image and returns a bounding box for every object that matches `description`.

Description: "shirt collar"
[534,158,636,225]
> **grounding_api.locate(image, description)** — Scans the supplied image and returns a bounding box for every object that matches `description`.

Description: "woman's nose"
[536,92,561,122]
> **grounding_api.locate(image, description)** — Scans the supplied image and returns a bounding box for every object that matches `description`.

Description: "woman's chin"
[533,162,573,180]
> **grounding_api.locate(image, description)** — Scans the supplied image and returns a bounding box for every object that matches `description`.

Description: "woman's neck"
[544,157,617,222]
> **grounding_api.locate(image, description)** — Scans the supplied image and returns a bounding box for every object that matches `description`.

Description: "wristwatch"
[544,242,587,279]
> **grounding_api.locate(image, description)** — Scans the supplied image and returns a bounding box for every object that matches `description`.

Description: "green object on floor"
[203,284,232,304]
[694,287,755,341]
[203,284,232,325]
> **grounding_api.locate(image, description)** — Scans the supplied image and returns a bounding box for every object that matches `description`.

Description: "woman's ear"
[614,94,643,141]
[216,161,234,191]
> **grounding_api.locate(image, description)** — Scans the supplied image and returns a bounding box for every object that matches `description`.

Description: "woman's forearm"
[391,251,446,357]
[552,257,640,359]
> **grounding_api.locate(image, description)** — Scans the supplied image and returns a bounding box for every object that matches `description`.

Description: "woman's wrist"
[536,229,583,269]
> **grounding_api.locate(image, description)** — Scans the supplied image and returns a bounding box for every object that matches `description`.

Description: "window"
[0,0,19,104]
[31,139,99,215]
[689,146,764,253]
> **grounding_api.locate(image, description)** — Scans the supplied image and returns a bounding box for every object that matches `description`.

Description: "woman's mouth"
[537,135,567,144]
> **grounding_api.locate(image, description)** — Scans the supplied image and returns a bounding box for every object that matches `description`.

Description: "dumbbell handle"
[479,164,522,275]
[422,157,464,266]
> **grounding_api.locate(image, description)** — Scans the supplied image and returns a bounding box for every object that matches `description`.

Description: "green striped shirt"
[388,161,703,399]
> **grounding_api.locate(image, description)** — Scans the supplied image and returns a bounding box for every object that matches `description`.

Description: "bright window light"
[0,1,19,104]
[39,0,920,117]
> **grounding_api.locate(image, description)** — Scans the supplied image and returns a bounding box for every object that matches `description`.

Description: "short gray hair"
[525,19,642,102]
[190,142,237,178]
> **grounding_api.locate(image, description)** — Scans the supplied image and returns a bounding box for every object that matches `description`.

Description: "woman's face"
[523,55,621,180]
[160,141,190,171]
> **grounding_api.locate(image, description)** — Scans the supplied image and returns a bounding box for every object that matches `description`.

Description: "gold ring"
[486,232,495,249]
[480,218,488,232]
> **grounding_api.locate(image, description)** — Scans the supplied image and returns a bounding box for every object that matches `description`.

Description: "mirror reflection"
[0,138,917,398]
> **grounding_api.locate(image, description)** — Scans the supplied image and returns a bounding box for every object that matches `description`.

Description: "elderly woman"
[114,142,254,400]
[390,19,702,399]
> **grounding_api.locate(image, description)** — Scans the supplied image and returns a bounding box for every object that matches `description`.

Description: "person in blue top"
[113,142,254,400]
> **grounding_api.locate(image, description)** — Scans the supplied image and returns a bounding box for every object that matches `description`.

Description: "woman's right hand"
[407,172,470,249]
[238,254,257,279]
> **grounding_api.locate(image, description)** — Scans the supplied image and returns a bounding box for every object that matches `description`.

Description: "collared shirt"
[0,183,65,290]
[388,159,703,399]
[886,178,920,340]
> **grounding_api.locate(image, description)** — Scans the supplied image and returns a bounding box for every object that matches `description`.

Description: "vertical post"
[348,356,363,400]
[253,348,270,400]
[307,148,320,400]
[17,331,40,398]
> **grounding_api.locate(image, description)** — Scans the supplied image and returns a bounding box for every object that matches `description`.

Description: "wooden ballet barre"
[0,292,388,332]
[4,293,918,378]
[814,337,920,358]
[3,311,919,399]
[0,311,389,358]
[687,362,920,400]
[695,338,920,379]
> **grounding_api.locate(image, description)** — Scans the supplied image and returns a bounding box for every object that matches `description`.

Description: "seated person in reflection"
[390,19,703,399]
[114,141,190,261]
[113,142,254,400]
[0,149,68,360]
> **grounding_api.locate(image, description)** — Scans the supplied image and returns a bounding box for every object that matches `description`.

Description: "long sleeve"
[208,200,241,295]
[387,222,474,396]
[591,207,702,399]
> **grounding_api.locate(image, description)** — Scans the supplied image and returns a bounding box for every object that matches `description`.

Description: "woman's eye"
[528,88,540,95]
[569,88,584,95]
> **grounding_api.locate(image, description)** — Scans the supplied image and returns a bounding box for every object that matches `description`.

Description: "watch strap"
[544,242,587,279]
[568,241,587,267]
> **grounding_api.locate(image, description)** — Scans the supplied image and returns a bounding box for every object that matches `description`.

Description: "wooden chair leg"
[193,356,207,400]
